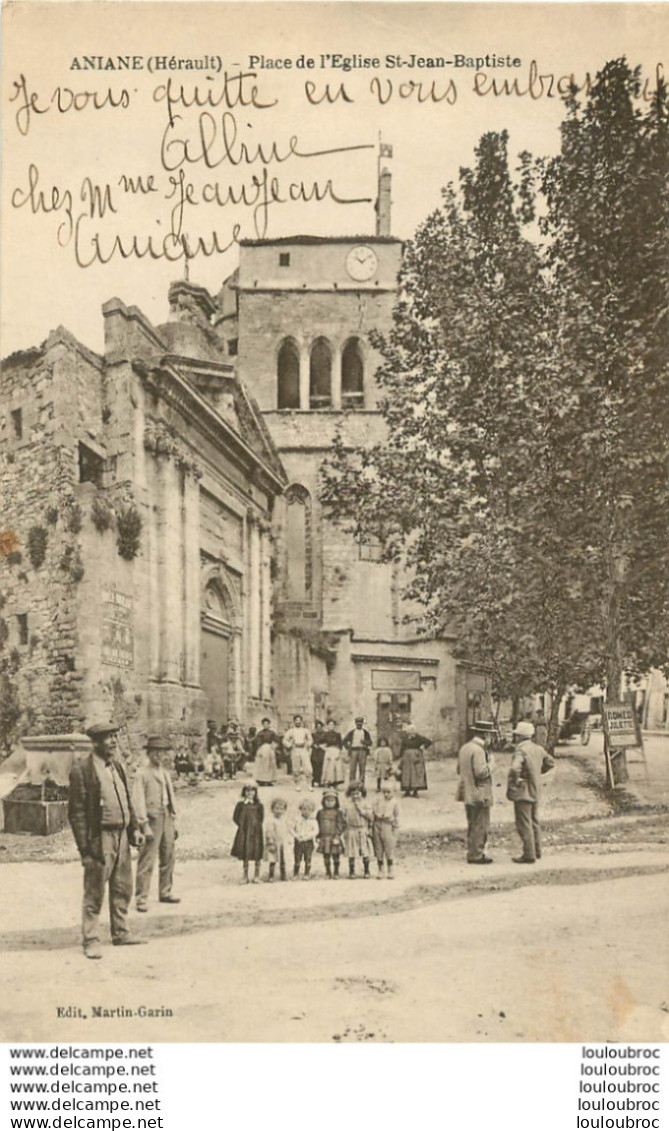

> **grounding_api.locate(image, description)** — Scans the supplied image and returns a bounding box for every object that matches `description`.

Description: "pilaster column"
[183,470,201,684]
[147,456,161,679]
[249,515,261,699]
[232,632,243,720]
[331,344,342,409]
[156,457,183,682]
[299,346,310,410]
[260,524,272,700]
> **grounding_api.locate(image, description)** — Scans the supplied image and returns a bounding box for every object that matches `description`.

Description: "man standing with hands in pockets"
[456,721,495,864]
[68,720,146,959]
[507,720,555,864]
[133,734,180,911]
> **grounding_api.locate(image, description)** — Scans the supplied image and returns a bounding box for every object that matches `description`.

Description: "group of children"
[230,780,401,883]
[174,722,249,783]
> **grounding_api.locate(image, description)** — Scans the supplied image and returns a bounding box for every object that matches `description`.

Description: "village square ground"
[1,733,668,1044]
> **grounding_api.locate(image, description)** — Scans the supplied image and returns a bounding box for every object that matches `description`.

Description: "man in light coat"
[282,714,313,791]
[133,735,180,910]
[507,720,555,864]
[456,722,495,864]
[68,721,145,959]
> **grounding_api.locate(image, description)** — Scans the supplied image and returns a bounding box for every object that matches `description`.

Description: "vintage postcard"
[1,2,668,1046]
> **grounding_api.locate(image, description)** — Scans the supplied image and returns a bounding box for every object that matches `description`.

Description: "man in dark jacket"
[68,722,145,959]
[343,717,373,786]
[456,722,495,864]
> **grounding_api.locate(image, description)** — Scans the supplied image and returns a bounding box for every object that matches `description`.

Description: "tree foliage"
[541,59,669,691]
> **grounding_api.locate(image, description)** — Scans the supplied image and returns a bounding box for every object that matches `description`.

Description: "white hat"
[513,721,535,740]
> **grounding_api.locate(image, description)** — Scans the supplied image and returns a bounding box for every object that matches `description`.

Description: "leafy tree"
[321,63,669,758]
[541,59,669,707]
[322,131,601,745]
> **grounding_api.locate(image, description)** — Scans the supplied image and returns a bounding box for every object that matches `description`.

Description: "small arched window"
[342,338,364,408]
[309,338,332,409]
[285,484,313,601]
[277,339,300,409]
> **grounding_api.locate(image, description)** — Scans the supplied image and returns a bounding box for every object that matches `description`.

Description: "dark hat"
[471,721,495,733]
[293,713,303,720]
[146,735,172,750]
[86,721,120,739]
[261,717,271,726]
[355,716,364,723]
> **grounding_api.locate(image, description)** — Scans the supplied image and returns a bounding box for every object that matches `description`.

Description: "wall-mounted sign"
[372,669,421,692]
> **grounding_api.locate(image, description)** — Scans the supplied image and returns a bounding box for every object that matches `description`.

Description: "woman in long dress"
[253,718,279,786]
[397,724,431,798]
[321,721,346,789]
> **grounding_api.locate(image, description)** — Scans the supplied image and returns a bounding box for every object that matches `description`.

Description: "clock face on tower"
[345,245,378,282]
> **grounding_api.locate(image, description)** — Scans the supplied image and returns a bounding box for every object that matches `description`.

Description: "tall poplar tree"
[321,64,669,754]
[541,59,669,704]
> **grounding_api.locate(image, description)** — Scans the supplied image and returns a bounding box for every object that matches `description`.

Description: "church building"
[1,284,284,754]
[1,170,488,757]
[218,171,488,753]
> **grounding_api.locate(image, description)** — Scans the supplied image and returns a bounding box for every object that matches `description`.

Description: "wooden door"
[200,629,229,725]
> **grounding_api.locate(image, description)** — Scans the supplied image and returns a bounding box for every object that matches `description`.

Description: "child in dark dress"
[316,788,346,879]
[231,783,264,884]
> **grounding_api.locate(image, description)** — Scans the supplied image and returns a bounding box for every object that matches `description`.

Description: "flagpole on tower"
[376,136,393,236]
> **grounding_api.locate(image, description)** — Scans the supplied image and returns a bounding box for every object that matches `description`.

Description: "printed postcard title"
[7,54,665,267]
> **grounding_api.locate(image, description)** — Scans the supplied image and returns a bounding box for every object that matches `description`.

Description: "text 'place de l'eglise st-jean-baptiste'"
[1,172,490,760]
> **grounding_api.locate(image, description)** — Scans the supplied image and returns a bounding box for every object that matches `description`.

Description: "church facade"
[1,178,489,757]
[1,285,284,755]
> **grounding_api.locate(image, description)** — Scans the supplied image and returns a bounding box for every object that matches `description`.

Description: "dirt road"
[1,743,667,1043]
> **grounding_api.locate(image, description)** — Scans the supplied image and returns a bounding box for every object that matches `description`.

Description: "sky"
[1,2,665,357]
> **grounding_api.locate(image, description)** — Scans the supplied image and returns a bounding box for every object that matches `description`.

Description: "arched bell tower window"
[309,338,332,409]
[277,339,300,409]
[342,338,364,408]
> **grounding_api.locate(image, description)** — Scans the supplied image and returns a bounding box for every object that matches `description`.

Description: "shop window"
[342,339,364,408]
[277,339,300,409]
[279,252,291,267]
[309,338,332,408]
[228,338,238,357]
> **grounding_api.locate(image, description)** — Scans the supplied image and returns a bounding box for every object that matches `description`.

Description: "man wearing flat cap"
[132,735,180,911]
[456,722,496,864]
[68,721,145,959]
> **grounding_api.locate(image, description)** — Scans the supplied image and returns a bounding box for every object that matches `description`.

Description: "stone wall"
[272,630,330,731]
[0,334,106,743]
[2,290,286,759]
